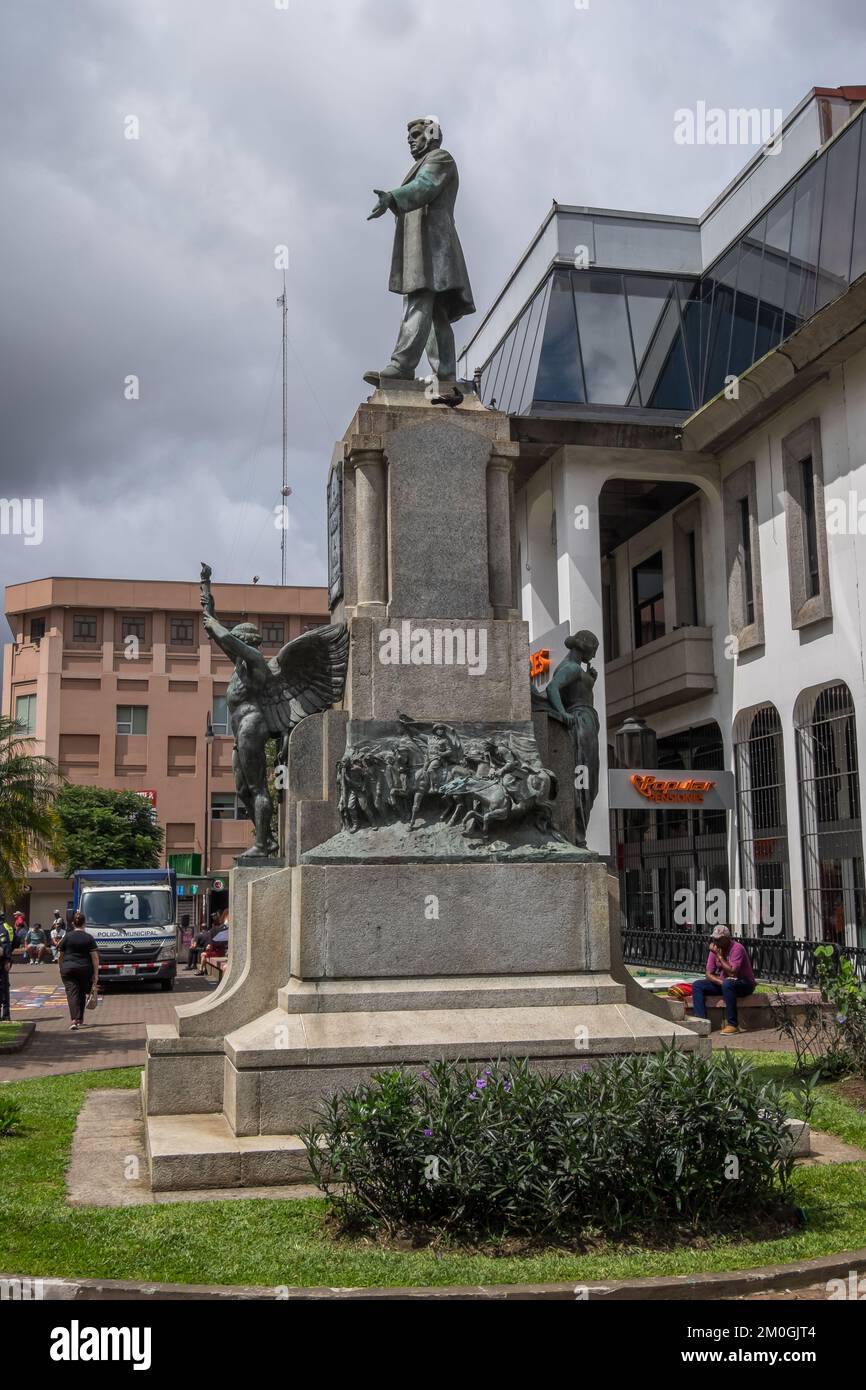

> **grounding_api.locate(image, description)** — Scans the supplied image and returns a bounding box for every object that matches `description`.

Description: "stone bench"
[698,989,823,1031]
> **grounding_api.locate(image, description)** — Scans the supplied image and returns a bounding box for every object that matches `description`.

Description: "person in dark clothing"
[186,923,211,971]
[0,927,12,1020]
[196,913,222,976]
[57,910,99,1031]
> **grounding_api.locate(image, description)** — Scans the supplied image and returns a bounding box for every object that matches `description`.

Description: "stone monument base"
[143,860,708,1192]
[145,988,701,1191]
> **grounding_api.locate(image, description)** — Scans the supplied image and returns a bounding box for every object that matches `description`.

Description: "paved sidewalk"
[2,960,214,1080]
[712,1025,794,1052]
[3,960,793,1083]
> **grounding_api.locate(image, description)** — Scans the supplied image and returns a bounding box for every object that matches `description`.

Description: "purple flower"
[503,1081,512,1093]
[484,1068,492,1076]
[469,1092,479,1100]
[836,1012,847,1024]
[475,1078,487,1090]
[422,1128,432,1137]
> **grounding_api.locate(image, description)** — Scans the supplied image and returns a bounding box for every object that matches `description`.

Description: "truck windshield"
[79,890,174,929]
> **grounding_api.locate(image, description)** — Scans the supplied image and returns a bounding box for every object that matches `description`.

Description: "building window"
[15,693,36,735]
[29,616,46,643]
[686,531,699,625]
[782,420,831,627]
[72,614,97,643]
[734,705,792,938]
[211,792,245,820]
[169,616,195,646]
[739,497,755,626]
[602,558,618,661]
[632,551,665,648]
[673,500,703,628]
[801,459,820,598]
[116,705,148,735]
[122,615,147,642]
[212,695,229,735]
[795,682,864,947]
[722,460,764,650]
[261,620,285,646]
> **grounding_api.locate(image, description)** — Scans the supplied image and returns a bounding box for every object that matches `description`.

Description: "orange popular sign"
[529,648,550,679]
[630,774,716,805]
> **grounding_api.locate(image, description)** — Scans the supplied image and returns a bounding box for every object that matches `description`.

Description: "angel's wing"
[260,623,348,737]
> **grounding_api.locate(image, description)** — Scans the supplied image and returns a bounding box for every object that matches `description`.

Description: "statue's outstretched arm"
[202,613,268,673]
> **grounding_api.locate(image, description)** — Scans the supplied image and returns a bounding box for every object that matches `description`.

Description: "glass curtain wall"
[478,106,866,415]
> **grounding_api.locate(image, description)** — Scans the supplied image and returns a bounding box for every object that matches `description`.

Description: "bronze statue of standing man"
[364,116,474,395]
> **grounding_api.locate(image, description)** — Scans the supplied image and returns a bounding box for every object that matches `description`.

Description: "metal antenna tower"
[278,273,289,586]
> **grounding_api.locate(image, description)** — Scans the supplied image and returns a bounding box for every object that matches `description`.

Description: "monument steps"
[277,971,628,1013]
[146,1111,313,1192]
[145,999,704,1190]
[224,1001,701,1069]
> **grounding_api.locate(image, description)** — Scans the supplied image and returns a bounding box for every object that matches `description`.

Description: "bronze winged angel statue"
[200,563,348,859]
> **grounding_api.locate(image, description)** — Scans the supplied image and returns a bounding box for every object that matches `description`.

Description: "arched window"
[734,704,792,937]
[795,682,865,946]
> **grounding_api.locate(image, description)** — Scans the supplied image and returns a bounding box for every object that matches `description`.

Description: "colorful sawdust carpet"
[10,983,67,1011]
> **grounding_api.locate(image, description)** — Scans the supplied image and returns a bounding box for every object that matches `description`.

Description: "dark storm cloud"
[0,0,863,640]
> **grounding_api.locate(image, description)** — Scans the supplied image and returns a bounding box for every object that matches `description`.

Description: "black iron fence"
[622,927,866,986]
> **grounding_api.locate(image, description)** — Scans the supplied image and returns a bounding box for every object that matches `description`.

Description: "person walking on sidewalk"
[57,911,99,1031]
[0,925,12,1021]
[690,925,756,1034]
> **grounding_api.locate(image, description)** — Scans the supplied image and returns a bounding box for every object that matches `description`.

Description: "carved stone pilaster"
[487,452,515,618]
[349,440,388,611]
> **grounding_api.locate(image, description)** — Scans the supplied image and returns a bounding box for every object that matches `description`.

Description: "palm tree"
[0,714,61,908]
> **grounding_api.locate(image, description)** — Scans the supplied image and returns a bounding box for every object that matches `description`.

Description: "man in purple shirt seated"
[690,925,756,1033]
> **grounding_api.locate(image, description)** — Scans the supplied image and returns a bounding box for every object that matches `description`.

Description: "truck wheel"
[160,979,174,991]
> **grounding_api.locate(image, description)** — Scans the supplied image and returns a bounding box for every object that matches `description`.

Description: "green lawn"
[0,1022,23,1044]
[0,1058,864,1289]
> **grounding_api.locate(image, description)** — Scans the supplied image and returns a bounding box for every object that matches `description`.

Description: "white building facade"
[459,87,866,960]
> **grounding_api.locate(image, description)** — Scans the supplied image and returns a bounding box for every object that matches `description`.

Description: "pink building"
[2,576,328,924]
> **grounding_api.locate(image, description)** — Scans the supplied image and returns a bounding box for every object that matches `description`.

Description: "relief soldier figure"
[338,717,557,840]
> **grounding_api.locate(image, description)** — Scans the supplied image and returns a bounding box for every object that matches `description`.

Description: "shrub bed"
[302,1047,794,1241]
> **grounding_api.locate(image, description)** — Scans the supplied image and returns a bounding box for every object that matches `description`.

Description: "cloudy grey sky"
[1,0,864,641]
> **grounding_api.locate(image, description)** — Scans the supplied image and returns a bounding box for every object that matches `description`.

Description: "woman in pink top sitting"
[690,925,756,1033]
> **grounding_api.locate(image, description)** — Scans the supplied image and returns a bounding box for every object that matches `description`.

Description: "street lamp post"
[203,712,214,877]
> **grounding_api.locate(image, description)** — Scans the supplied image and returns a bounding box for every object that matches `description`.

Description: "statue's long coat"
[388,148,475,323]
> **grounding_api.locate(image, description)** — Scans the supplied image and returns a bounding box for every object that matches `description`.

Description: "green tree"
[0,715,61,905]
[54,785,164,874]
